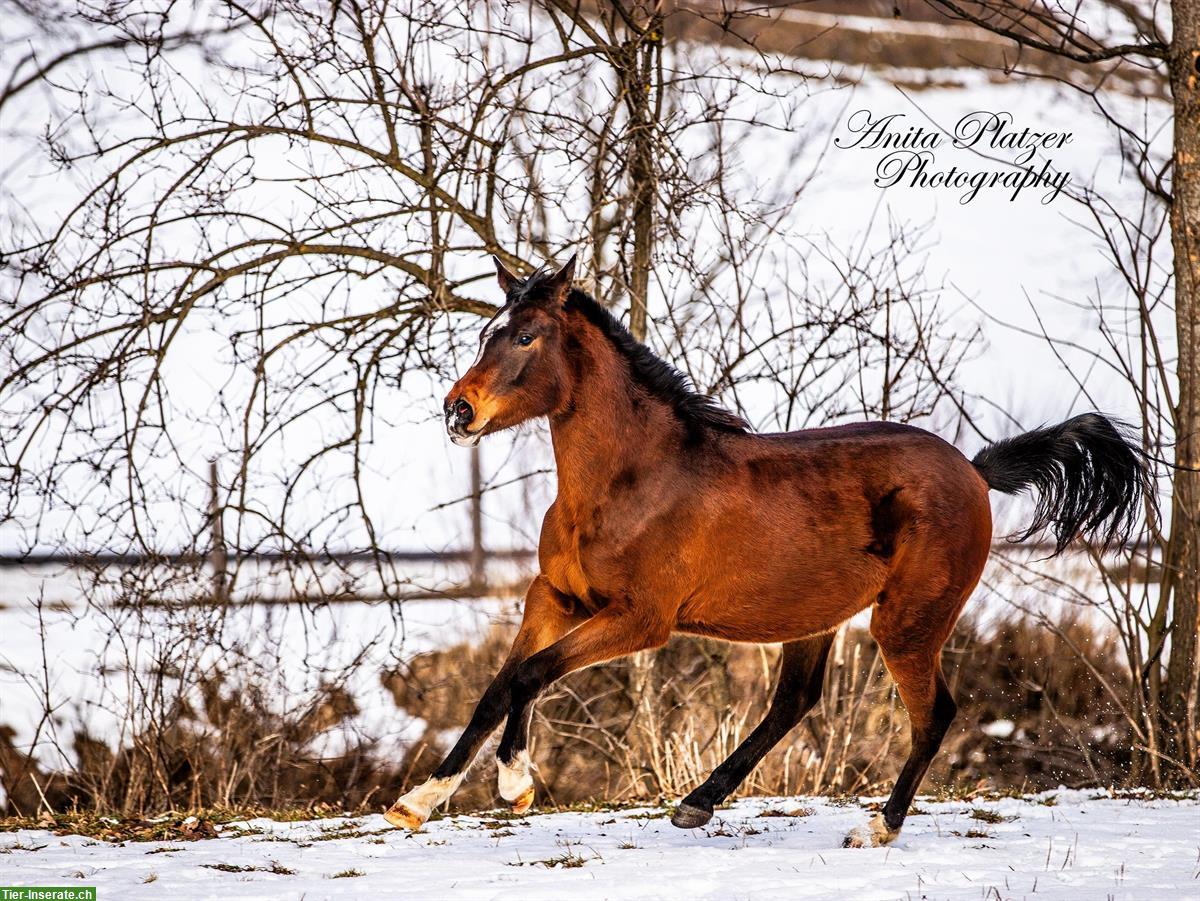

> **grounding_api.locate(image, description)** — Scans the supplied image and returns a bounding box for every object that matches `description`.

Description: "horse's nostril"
[454,399,473,423]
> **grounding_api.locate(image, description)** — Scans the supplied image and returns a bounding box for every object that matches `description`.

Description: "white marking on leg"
[386,772,465,828]
[845,813,900,848]
[497,750,534,801]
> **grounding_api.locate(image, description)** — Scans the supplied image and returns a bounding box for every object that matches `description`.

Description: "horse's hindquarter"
[675,423,993,643]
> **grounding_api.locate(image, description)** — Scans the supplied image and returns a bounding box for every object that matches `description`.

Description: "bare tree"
[0,0,982,812]
[922,0,1196,782]
[0,0,966,573]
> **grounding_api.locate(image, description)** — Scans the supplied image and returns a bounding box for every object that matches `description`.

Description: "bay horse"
[385,254,1147,847]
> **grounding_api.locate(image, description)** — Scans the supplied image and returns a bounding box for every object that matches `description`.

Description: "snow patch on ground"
[1,790,1196,899]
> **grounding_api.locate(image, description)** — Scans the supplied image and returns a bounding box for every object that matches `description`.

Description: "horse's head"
[444,254,578,446]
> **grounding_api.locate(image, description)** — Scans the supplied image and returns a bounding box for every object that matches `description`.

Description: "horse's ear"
[493,255,520,295]
[546,253,577,304]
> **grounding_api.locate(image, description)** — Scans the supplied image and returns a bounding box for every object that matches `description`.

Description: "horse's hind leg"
[384,576,585,830]
[844,588,967,848]
[845,647,957,847]
[672,631,835,829]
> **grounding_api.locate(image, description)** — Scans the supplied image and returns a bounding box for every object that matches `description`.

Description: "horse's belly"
[675,553,885,643]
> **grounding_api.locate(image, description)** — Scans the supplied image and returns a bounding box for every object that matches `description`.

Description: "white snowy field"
[1,790,1196,900]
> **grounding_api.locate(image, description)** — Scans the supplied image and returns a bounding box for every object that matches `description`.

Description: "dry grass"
[0,677,403,818]
[389,613,1134,813]
[0,610,1135,818]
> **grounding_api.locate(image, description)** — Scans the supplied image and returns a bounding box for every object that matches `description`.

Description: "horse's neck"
[548,333,676,508]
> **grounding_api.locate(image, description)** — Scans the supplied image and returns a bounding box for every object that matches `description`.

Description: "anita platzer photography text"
[0,3,1196,900]
[836,109,1074,203]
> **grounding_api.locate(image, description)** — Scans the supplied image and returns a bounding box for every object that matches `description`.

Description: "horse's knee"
[473,674,514,720]
[510,656,549,705]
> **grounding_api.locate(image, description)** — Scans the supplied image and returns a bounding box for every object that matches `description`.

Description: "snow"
[980,719,1015,739]
[1,790,1196,899]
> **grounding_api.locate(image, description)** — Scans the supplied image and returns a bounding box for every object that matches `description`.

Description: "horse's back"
[733,419,988,505]
[762,418,956,451]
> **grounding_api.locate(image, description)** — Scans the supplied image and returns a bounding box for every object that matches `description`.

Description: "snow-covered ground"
[2,790,1196,899]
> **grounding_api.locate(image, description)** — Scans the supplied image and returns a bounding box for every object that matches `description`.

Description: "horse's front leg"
[493,605,673,800]
[384,576,584,830]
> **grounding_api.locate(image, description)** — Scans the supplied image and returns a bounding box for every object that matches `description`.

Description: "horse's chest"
[541,501,636,605]
[542,541,591,604]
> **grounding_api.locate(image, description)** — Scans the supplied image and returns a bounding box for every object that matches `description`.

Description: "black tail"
[972,413,1149,555]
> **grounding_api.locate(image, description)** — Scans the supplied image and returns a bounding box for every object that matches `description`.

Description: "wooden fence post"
[469,444,485,594]
[209,459,228,605]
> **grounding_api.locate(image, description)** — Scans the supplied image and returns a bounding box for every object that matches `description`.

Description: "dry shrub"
[388,612,1134,812]
[940,616,1132,789]
[2,673,400,817]
[1,608,1132,817]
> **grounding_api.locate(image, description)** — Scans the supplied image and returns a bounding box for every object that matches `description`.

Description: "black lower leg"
[673,633,833,828]
[881,673,957,831]
[432,664,517,779]
[495,653,554,767]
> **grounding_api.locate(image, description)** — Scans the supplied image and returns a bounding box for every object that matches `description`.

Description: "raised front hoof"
[510,786,535,815]
[671,802,714,829]
[497,752,534,812]
[843,813,900,848]
[383,803,426,831]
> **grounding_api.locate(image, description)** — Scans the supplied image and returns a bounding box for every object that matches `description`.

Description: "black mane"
[560,287,749,434]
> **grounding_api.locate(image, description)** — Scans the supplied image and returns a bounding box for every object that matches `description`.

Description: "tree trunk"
[628,105,653,342]
[622,10,661,342]
[1165,0,1200,777]
[209,459,228,606]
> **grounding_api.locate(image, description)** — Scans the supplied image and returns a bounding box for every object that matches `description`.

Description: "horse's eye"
[517,333,535,347]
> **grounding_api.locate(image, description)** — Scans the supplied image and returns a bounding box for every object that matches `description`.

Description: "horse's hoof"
[383,802,425,831]
[843,813,899,848]
[497,751,534,807]
[671,802,713,829]
[511,786,535,815]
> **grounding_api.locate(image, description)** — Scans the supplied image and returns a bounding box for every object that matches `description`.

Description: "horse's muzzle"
[445,396,481,446]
